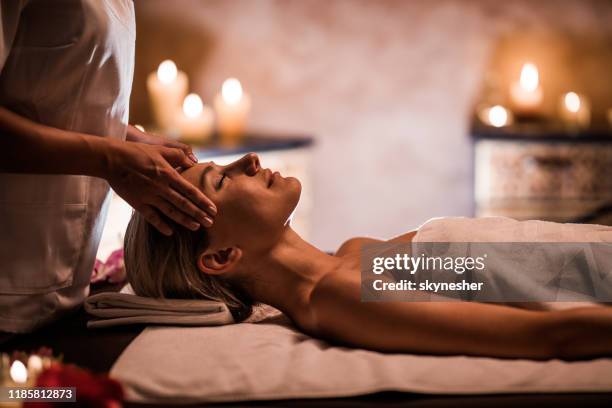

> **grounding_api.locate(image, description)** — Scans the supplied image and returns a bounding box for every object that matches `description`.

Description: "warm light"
[564,92,581,113]
[27,355,43,373]
[10,360,28,384]
[488,105,509,127]
[519,63,539,92]
[134,124,145,132]
[157,60,178,85]
[183,93,204,118]
[221,78,243,105]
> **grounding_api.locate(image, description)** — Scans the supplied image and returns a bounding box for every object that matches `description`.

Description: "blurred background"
[101,0,612,256]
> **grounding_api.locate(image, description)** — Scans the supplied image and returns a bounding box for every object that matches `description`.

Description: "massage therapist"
[0,1,216,332]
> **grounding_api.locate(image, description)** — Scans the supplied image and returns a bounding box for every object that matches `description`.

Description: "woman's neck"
[237,226,343,315]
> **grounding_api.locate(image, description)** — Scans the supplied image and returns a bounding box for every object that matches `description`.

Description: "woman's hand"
[126,125,197,165]
[104,140,216,236]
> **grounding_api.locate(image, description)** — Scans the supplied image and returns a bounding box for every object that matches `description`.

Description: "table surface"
[1,283,611,407]
[189,133,314,158]
[471,123,612,143]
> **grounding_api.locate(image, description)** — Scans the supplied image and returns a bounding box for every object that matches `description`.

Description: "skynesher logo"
[372,253,487,275]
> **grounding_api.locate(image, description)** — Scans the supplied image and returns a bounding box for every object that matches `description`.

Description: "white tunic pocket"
[0,174,89,295]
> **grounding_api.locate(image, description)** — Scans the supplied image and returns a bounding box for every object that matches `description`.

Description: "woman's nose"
[244,153,260,175]
[230,152,260,176]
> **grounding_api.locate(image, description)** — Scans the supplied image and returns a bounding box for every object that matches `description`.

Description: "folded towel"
[84,284,235,329]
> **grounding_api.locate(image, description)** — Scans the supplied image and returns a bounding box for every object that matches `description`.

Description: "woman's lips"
[264,169,273,188]
[266,170,280,188]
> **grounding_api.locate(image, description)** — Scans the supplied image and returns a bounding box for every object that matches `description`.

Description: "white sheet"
[110,313,612,404]
[110,217,612,403]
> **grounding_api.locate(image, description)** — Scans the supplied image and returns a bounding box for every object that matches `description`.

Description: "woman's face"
[181,153,301,252]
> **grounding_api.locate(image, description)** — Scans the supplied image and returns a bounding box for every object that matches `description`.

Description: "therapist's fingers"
[168,169,218,217]
[161,146,197,169]
[158,147,216,219]
[160,187,213,227]
[153,198,201,232]
[139,205,172,236]
[162,139,198,163]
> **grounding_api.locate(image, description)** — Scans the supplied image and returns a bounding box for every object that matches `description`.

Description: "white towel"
[414,216,612,243]
[84,284,235,328]
[411,216,612,304]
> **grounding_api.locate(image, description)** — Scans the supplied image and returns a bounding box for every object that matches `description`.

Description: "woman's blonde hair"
[123,211,253,321]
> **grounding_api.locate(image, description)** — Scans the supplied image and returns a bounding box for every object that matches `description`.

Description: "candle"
[478,105,513,128]
[510,63,543,114]
[560,91,590,129]
[146,60,188,131]
[213,78,251,144]
[10,360,27,384]
[175,94,214,143]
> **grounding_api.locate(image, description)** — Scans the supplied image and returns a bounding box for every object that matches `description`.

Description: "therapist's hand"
[125,125,198,165]
[104,141,217,236]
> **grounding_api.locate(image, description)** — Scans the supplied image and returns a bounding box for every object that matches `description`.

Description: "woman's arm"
[309,272,612,360]
[0,107,114,176]
[0,107,216,234]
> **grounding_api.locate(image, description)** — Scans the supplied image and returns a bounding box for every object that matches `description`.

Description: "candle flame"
[28,355,43,373]
[10,360,28,384]
[221,78,243,105]
[157,60,178,85]
[564,92,581,113]
[519,63,539,92]
[488,105,509,127]
[183,93,204,118]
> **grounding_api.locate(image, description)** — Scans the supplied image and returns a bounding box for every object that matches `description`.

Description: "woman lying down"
[124,153,612,360]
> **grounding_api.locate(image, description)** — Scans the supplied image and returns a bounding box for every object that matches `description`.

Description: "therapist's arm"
[0,107,216,235]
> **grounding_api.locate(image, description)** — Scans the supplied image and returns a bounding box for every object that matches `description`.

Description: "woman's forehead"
[181,162,215,187]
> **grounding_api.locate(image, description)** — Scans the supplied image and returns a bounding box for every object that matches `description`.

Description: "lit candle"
[560,91,590,129]
[175,93,214,143]
[27,355,43,378]
[213,78,251,144]
[478,105,513,128]
[146,60,188,131]
[10,360,27,384]
[510,63,543,114]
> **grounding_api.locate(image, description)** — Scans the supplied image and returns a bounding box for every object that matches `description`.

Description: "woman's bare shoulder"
[334,237,382,257]
[334,230,418,257]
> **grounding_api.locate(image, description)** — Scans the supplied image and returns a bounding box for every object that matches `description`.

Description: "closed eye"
[217,173,227,190]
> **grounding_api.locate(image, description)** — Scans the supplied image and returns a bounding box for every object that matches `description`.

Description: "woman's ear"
[197,247,243,276]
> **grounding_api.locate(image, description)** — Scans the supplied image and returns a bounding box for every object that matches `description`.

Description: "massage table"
[1,283,611,407]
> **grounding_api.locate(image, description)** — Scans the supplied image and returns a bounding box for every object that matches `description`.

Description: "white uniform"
[0,0,135,332]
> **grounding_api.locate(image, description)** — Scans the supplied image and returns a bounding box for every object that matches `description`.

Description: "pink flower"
[91,249,126,285]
